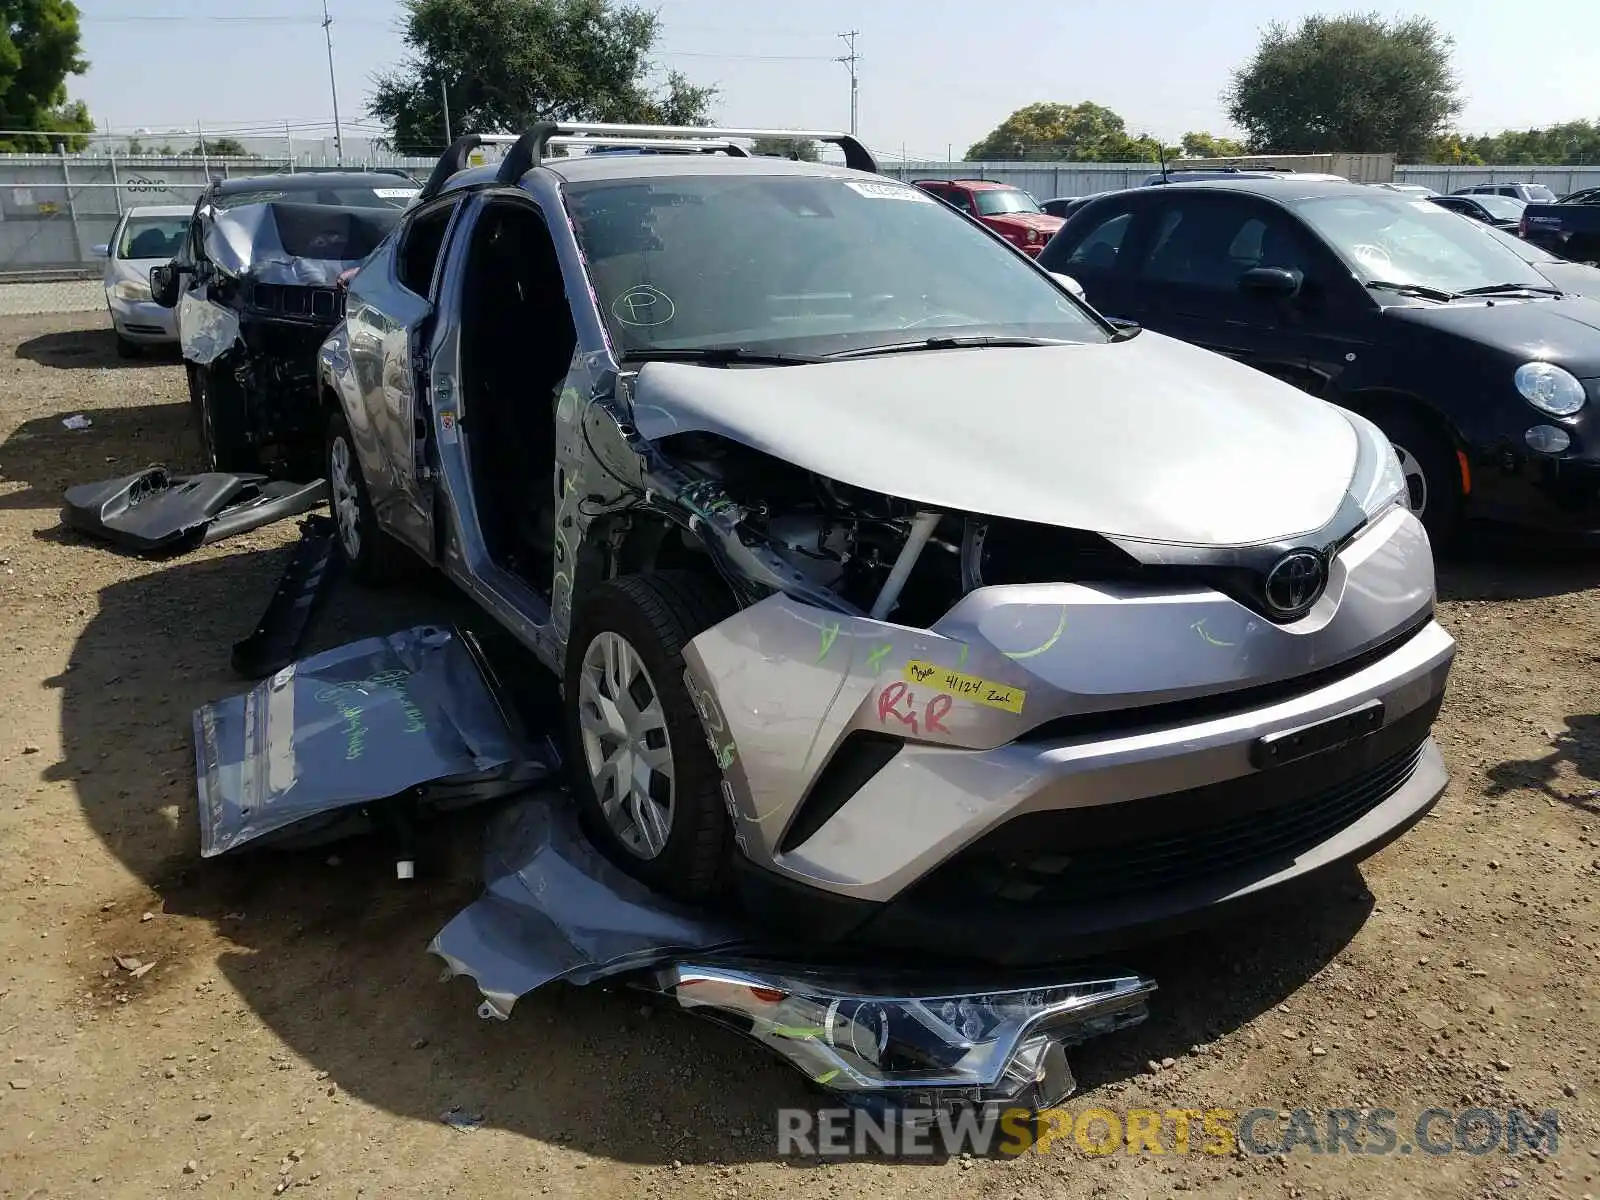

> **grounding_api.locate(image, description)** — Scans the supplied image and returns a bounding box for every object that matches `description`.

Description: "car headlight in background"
[1026,228,1040,244]
[112,278,152,302]
[1514,361,1586,417]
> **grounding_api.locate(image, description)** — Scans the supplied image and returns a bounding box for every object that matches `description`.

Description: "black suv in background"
[151,170,419,474]
[1039,179,1600,544]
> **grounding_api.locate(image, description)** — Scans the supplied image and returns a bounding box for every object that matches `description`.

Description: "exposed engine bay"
[652,430,1337,629]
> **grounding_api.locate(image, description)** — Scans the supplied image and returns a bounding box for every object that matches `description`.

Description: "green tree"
[1180,131,1248,158]
[0,0,94,151]
[751,136,818,160]
[967,101,1149,161]
[187,137,252,157]
[1226,13,1460,158]
[1457,120,1600,165]
[369,0,717,154]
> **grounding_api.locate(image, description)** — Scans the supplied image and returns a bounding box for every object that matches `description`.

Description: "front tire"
[325,410,408,585]
[564,571,736,901]
[1374,411,1463,549]
[190,362,257,473]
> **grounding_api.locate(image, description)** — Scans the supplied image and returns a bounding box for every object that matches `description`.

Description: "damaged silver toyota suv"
[318,122,1456,966]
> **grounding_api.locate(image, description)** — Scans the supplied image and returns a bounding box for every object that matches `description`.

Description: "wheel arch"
[1338,387,1464,451]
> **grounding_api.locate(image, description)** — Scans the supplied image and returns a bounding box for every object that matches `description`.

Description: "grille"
[901,698,1439,912]
[250,283,344,320]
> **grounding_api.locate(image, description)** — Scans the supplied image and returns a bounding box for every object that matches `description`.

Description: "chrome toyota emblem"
[1263,550,1327,618]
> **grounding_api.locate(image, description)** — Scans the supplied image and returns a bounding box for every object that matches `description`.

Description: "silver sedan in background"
[93,204,192,357]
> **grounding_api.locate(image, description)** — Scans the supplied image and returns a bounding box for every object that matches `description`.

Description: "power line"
[836,31,860,137]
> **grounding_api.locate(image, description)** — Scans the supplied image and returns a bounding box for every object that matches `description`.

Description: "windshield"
[564,174,1105,357]
[1474,195,1526,220]
[973,188,1042,216]
[212,184,418,211]
[1292,192,1549,294]
[1482,223,1562,264]
[117,216,186,260]
[1523,185,1557,202]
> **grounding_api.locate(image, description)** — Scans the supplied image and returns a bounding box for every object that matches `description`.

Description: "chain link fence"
[3,149,1599,322]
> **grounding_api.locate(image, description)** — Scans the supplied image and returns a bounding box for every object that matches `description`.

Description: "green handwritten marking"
[815,621,841,662]
[1192,620,1236,648]
[771,1024,825,1040]
[715,744,735,770]
[957,643,969,668]
[1003,607,1068,660]
[865,642,893,672]
[814,1068,840,1085]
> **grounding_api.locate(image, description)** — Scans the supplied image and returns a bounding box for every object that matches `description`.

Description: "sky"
[69,0,1600,160]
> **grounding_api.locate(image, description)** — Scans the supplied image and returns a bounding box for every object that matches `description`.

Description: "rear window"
[117,216,186,259]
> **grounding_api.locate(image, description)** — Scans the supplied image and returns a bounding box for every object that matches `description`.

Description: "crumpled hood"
[629,332,1360,547]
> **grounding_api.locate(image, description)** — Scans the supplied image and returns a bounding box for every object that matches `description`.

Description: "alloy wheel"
[576,630,675,859]
[328,434,363,560]
[1393,444,1428,515]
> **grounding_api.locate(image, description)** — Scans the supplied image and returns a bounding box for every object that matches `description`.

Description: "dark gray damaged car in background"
[316,122,1456,967]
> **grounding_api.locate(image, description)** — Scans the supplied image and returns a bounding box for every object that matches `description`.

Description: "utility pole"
[836,30,859,137]
[321,0,344,165]
[441,78,452,146]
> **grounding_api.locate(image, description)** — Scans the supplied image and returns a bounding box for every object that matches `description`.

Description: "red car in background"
[911,178,1065,256]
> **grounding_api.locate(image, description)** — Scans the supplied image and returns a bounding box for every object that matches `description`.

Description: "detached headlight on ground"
[645,963,1154,1114]
[112,278,152,302]
[1514,362,1586,417]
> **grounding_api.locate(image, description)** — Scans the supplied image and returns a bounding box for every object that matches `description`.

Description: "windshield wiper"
[1366,279,1460,302]
[823,335,1069,361]
[1457,282,1564,296]
[620,347,823,366]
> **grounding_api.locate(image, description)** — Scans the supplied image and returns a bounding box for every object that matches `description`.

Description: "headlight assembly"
[1514,361,1586,417]
[112,278,152,302]
[1358,438,1409,517]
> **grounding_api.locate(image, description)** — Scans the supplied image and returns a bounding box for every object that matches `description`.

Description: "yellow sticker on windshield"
[903,660,1025,714]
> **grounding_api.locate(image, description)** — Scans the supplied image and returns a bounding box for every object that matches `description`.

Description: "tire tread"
[567,570,735,899]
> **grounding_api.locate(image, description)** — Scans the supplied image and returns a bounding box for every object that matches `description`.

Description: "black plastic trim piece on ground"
[230,514,341,679]
[62,466,327,556]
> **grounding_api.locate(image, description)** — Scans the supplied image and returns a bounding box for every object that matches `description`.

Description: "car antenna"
[1158,143,1169,184]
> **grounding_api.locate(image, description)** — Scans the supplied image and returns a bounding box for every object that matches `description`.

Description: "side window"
[396,201,456,297]
[1063,210,1134,271]
[1141,199,1311,289]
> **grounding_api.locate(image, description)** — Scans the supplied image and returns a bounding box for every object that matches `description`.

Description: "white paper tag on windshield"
[844,180,935,202]
[1411,200,1443,211]
[374,187,421,199]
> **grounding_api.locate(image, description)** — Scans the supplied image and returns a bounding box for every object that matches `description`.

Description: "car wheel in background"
[564,570,736,901]
[324,410,408,585]
[1375,410,1463,548]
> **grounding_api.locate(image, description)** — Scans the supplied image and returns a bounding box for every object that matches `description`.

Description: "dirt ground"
[0,310,1597,1200]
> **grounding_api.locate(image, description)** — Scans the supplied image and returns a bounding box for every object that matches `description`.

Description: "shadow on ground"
[54,538,1373,1165]
[0,401,195,510]
[1486,713,1600,816]
[1437,537,1600,603]
[14,327,181,371]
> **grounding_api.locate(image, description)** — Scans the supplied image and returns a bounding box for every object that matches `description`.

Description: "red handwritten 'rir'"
[876,684,954,735]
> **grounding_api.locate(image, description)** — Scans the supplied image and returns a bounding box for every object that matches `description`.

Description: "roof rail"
[545,135,751,156]
[418,121,875,199]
